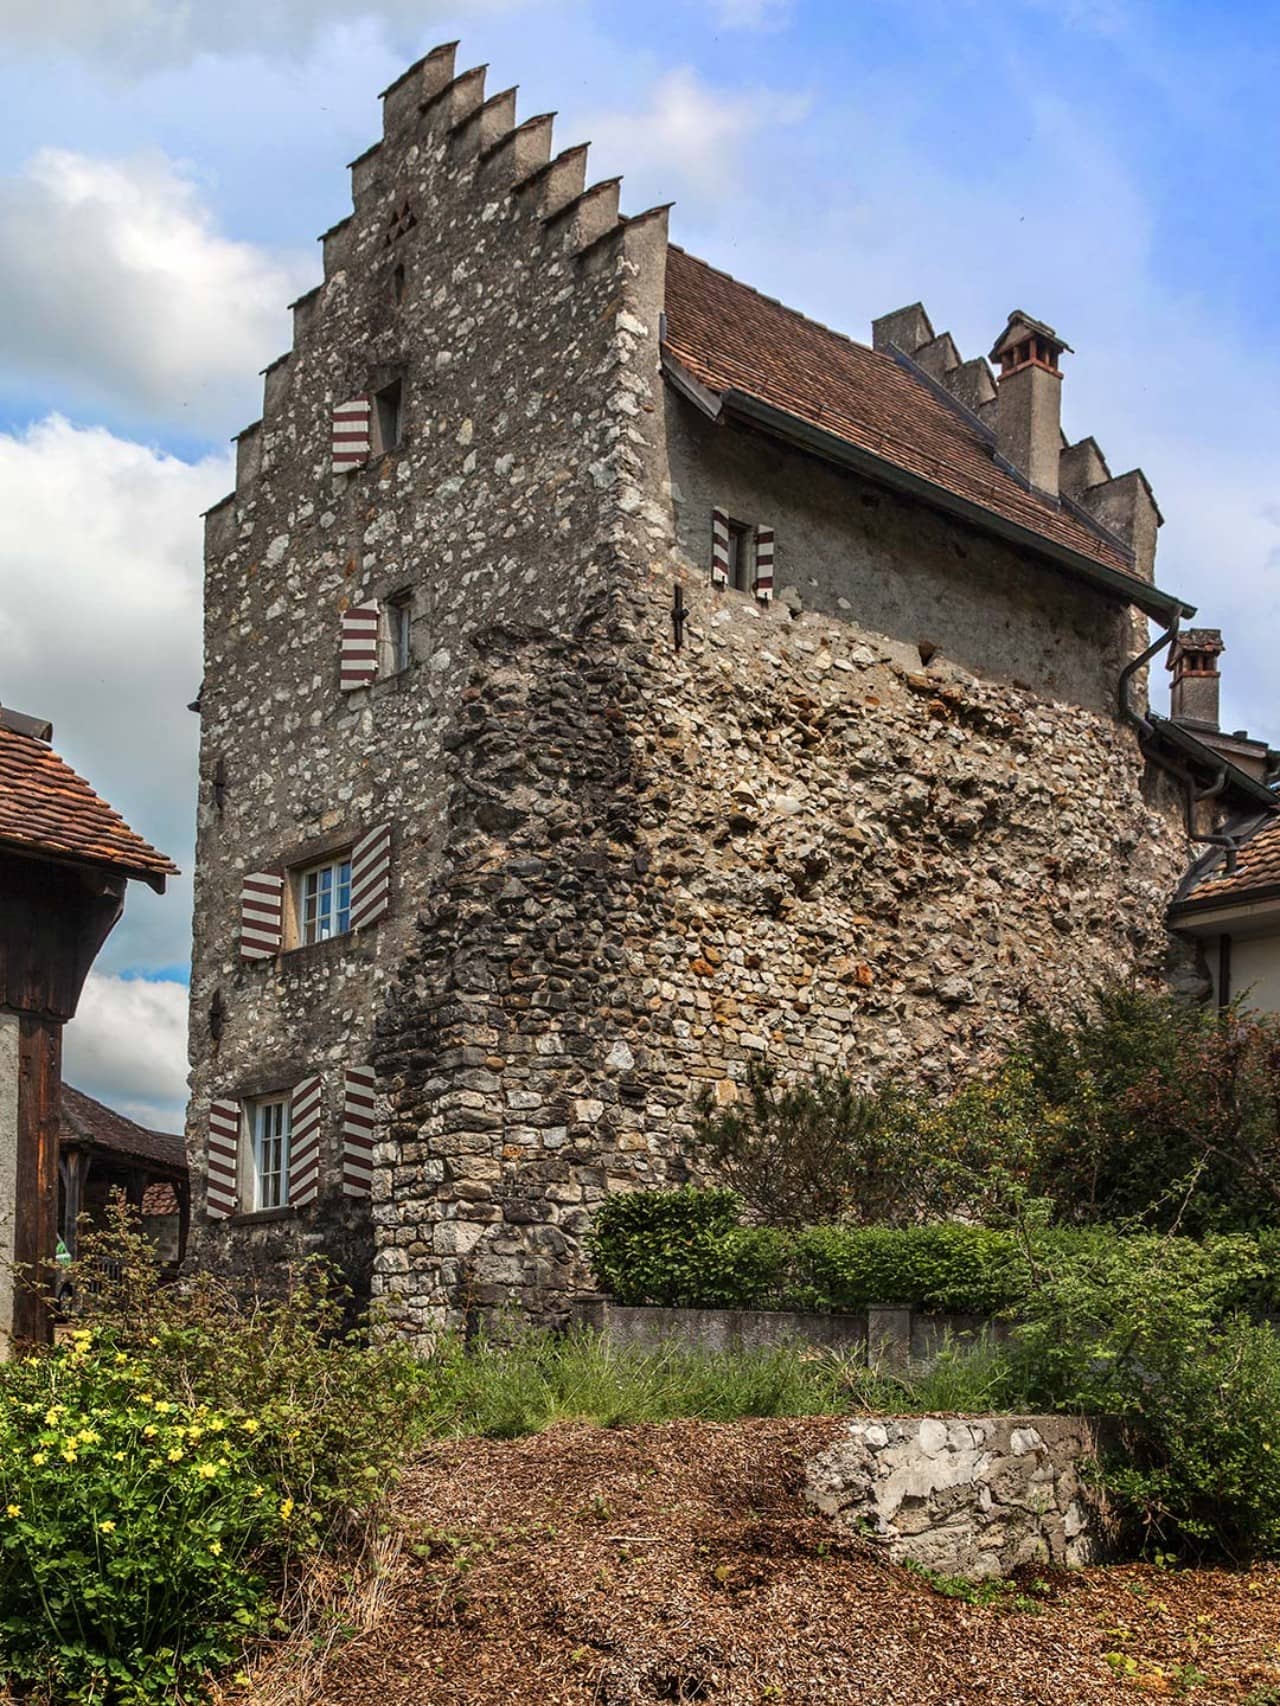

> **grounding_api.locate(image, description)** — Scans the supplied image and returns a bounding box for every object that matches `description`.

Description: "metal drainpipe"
[1117,614,1245,870]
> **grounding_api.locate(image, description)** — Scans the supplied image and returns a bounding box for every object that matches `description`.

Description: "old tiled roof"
[662,247,1154,598]
[61,1085,186,1174]
[1177,816,1280,910]
[0,724,177,887]
[142,1180,180,1216]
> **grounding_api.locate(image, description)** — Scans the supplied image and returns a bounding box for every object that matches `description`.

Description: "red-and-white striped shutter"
[340,603,379,691]
[240,871,283,959]
[332,396,371,473]
[207,1098,241,1220]
[753,525,775,602]
[342,1067,376,1197]
[289,1075,323,1207]
[711,507,730,586]
[349,823,391,930]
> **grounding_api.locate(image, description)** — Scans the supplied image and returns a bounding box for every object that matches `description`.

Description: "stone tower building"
[186,42,1261,1335]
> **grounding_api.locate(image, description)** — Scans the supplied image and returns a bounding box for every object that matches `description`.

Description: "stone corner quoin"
[183,39,1194,1340]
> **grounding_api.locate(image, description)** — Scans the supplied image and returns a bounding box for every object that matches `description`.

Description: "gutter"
[660,352,1194,625]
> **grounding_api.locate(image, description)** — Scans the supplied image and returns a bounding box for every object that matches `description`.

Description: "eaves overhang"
[1144,713,1280,814]
[661,349,1195,626]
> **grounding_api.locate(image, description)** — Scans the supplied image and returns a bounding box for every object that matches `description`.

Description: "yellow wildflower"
[209,1417,227,1433]
[209,1540,222,1556]
[112,1452,125,1462]
[250,1485,265,1499]
[138,1394,154,1407]
[44,1407,62,1425]
[77,1428,100,1446]
[99,1520,116,1534]
[142,1425,157,1439]
[167,1447,184,1463]
[240,1418,260,1434]
[196,1462,218,1481]
[114,1352,128,1365]
[154,1401,174,1415]
[31,1452,46,1467]
[6,1505,20,1519]
[279,1497,294,1522]
[61,1449,78,1465]
[187,1426,203,1443]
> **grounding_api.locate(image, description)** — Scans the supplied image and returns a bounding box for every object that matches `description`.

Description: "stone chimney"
[989,311,1071,500]
[1168,630,1224,730]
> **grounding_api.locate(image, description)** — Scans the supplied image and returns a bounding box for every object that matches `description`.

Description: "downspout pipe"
[1118,613,1178,741]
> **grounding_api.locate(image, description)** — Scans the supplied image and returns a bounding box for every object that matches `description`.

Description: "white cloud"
[0,149,309,432]
[0,416,230,978]
[710,0,792,29]
[0,0,519,70]
[64,974,189,1134]
[584,67,810,208]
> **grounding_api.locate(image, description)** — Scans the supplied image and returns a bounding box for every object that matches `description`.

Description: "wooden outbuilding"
[0,707,177,1346]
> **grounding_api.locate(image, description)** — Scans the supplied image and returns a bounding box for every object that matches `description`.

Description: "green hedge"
[588,1189,1280,1318]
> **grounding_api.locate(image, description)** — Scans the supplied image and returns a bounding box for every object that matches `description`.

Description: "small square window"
[250,1095,290,1211]
[297,855,352,945]
[382,592,413,676]
[373,380,403,453]
[726,519,752,592]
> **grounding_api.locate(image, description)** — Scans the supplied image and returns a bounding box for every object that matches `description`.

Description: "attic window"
[373,380,403,453]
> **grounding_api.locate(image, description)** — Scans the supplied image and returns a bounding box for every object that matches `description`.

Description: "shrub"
[791,1223,1027,1315]
[0,1206,431,1702]
[0,1328,278,1701]
[588,1187,790,1309]
[689,1062,1039,1228]
[1017,986,1280,1232]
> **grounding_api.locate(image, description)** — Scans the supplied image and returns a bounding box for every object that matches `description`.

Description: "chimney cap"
[1167,628,1225,670]
[989,309,1073,365]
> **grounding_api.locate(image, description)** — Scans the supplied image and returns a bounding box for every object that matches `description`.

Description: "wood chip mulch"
[254,1417,1280,1704]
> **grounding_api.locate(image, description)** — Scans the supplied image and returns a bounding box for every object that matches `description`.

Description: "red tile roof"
[1178,816,1280,909]
[662,247,1154,600]
[61,1084,186,1174]
[0,723,177,887]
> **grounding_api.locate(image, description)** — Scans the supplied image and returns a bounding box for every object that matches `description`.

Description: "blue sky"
[0,0,1277,1127]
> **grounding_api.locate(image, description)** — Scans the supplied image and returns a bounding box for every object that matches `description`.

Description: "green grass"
[409,1325,1027,1440]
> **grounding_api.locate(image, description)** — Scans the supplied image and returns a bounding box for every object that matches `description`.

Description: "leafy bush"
[1017,986,1280,1232]
[0,1328,277,1701]
[791,1223,1027,1315]
[690,1062,1037,1229]
[588,1186,790,1309]
[995,1222,1280,1560]
[0,1207,430,1703]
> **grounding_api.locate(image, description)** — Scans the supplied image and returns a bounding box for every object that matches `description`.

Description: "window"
[298,856,352,944]
[251,1096,290,1210]
[373,380,403,453]
[382,591,413,676]
[726,519,752,592]
[391,262,407,305]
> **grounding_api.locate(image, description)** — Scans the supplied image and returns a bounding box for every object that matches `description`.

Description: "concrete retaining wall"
[573,1297,1009,1368]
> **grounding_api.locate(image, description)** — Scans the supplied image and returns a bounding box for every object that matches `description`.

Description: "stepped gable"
[0,722,177,889]
[662,246,1148,595]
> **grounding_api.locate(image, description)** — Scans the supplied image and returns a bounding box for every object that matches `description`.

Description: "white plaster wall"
[0,1011,19,1356]
[1224,933,1280,1014]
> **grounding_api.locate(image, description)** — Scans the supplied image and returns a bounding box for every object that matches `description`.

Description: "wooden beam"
[12,1016,60,1346]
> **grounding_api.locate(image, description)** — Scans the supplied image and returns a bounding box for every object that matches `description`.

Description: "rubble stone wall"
[805,1414,1105,1577]
[184,50,670,1297]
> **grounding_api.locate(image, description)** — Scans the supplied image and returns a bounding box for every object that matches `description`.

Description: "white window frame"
[297,854,352,945]
[250,1095,291,1211]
